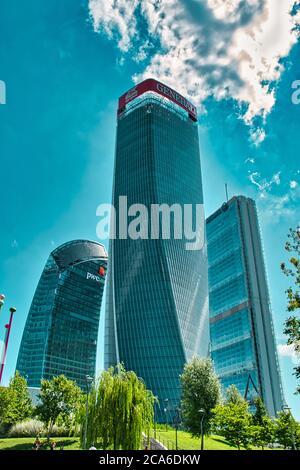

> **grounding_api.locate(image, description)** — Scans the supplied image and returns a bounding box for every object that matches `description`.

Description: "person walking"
[32,437,41,450]
[49,441,56,451]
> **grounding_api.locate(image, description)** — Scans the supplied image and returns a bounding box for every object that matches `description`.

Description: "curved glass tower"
[16,240,107,389]
[105,79,209,418]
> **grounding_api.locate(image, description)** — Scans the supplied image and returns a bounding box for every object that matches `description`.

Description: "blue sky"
[0,1,299,418]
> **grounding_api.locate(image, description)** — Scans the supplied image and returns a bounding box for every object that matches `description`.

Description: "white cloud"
[249,171,265,190]
[257,188,299,223]
[290,180,298,189]
[89,0,300,128]
[89,0,140,52]
[273,172,281,185]
[250,127,266,146]
[248,170,281,191]
[277,343,299,365]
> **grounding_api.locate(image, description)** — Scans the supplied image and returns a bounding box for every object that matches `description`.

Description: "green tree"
[180,357,221,436]
[35,375,83,439]
[251,418,275,450]
[0,371,32,429]
[0,386,9,425]
[211,401,252,450]
[250,397,275,449]
[225,384,244,405]
[81,364,155,450]
[281,227,300,393]
[275,410,300,450]
[252,397,267,425]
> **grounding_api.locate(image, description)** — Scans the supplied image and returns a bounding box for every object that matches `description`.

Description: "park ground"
[152,429,275,450]
[0,437,81,450]
[0,431,275,450]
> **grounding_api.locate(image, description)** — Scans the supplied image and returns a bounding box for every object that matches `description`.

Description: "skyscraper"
[16,240,107,389]
[207,196,284,415]
[105,79,209,418]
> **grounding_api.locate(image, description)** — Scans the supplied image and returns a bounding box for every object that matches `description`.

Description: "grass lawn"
[0,437,81,451]
[0,433,278,451]
[153,429,274,450]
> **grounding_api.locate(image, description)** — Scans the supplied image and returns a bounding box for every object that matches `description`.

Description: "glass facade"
[16,240,107,390]
[105,85,209,420]
[207,196,284,415]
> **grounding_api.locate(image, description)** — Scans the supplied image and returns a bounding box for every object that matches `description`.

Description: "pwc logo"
[125,86,138,103]
[86,266,106,283]
[86,272,101,283]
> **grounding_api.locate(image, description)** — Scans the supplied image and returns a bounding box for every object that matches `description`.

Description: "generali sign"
[118,78,197,121]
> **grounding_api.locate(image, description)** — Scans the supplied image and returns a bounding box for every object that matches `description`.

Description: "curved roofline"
[50,240,108,271]
[51,239,106,251]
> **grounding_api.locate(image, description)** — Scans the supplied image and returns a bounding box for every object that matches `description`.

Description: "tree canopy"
[180,357,221,436]
[251,397,275,450]
[225,384,244,405]
[281,227,300,393]
[275,410,300,450]
[211,400,252,450]
[252,397,267,426]
[35,375,83,438]
[0,371,32,429]
[82,365,155,450]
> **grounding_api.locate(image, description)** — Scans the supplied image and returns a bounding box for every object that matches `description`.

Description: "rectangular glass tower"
[105,79,209,420]
[206,196,284,415]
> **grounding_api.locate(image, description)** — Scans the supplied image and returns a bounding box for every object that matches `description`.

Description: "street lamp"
[83,375,94,450]
[198,409,205,451]
[164,399,169,431]
[282,404,296,450]
[173,408,181,450]
[0,306,16,384]
[154,401,157,440]
[0,294,5,312]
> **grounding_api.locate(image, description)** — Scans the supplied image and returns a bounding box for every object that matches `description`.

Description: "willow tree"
[81,365,156,450]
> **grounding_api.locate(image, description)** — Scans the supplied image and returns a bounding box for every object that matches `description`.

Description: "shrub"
[8,419,73,438]
[50,424,70,437]
[8,419,45,437]
[0,422,10,437]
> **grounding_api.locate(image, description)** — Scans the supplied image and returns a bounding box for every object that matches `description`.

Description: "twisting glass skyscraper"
[105,79,209,418]
[16,240,107,389]
[207,196,283,415]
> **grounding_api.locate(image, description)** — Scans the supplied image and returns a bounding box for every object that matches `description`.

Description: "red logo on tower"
[125,87,138,103]
[118,78,197,121]
[98,266,106,277]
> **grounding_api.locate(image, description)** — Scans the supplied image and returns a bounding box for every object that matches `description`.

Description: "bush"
[8,419,45,437]
[0,422,10,437]
[7,419,77,438]
[50,424,70,437]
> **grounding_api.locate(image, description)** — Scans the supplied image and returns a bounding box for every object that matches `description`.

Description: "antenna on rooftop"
[225,183,229,203]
